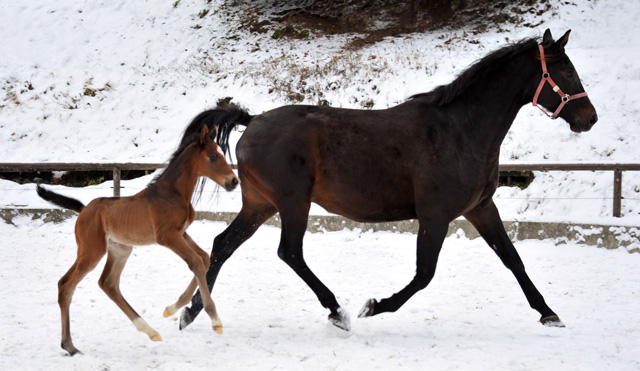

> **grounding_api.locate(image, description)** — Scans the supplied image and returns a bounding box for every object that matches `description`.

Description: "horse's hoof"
[540,315,565,327]
[357,298,377,318]
[328,307,351,331]
[213,325,223,334]
[179,308,193,330]
[150,334,163,342]
[64,346,82,357]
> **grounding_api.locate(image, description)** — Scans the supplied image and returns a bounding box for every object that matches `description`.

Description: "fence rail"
[1,162,639,217]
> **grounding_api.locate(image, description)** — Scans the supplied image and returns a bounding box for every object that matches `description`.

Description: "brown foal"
[37,126,239,356]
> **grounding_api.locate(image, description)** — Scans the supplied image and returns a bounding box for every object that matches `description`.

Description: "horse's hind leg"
[464,200,564,327]
[98,242,162,341]
[58,241,106,356]
[358,218,449,318]
[277,205,348,330]
[180,202,276,330]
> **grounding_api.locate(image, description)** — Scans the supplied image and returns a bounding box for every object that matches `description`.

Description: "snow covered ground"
[2,217,639,370]
[1,0,640,369]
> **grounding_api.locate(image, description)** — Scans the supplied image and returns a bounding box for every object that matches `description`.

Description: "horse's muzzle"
[224,177,240,191]
[570,108,598,133]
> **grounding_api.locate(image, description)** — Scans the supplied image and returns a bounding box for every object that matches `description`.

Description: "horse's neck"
[457,59,538,150]
[152,156,199,205]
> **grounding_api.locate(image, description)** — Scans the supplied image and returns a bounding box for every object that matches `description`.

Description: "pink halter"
[532,44,588,119]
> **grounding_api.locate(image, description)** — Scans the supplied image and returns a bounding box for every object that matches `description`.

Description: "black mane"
[147,107,251,198]
[179,108,251,158]
[410,37,545,106]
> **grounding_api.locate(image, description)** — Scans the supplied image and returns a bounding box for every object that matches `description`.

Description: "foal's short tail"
[36,185,85,213]
[179,107,253,159]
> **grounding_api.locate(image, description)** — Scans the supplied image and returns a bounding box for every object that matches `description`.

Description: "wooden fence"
[1,162,639,217]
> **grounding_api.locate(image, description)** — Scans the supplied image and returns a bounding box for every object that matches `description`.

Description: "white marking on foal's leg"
[164,304,179,318]
[133,318,162,341]
[212,315,223,334]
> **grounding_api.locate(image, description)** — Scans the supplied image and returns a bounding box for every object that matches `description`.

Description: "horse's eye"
[565,70,574,78]
[208,154,218,162]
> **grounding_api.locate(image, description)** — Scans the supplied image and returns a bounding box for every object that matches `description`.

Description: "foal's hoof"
[328,308,351,331]
[540,315,565,327]
[212,316,223,334]
[163,305,177,318]
[357,298,377,318]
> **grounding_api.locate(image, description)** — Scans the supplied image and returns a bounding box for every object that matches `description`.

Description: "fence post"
[613,169,622,217]
[113,168,121,197]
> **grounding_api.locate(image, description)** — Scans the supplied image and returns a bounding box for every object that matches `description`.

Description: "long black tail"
[179,107,252,159]
[36,184,85,213]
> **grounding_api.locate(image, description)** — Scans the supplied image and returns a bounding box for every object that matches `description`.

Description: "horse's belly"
[311,167,417,222]
[103,211,157,246]
[106,226,156,246]
[313,193,417,223]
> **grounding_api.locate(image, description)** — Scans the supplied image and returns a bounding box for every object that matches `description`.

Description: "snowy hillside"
[1,0,639,223]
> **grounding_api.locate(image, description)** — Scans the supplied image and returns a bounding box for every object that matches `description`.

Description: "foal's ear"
[198,125,209,147]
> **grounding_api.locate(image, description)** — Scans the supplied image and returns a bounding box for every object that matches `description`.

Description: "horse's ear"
[198,125,209,147]
[542,29,553,44]
[554,30,571,51]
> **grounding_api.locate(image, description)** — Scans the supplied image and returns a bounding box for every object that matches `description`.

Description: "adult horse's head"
[532,29,598,133]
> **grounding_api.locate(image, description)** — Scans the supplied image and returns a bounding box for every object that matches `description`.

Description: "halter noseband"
[532,44,588,119]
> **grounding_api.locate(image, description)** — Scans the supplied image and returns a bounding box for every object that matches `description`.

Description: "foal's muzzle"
[224,177,240,191]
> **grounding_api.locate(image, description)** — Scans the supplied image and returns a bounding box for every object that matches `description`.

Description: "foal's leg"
[98,242,162,341]
[464,200,564,327]
[358,218,449,318]
[163,233,207,318]
[58,240,106,356]
[180,202,276,330]
[158,232,223,334]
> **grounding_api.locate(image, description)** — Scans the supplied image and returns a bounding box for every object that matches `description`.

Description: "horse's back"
[236,104,437,222]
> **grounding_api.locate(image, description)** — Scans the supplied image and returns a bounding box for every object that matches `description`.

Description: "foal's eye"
[208,154,218,162]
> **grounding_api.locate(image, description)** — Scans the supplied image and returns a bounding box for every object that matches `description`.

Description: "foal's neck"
[150,147,201,204]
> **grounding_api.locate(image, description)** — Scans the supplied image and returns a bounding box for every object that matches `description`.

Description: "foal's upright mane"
[147,132,201,189]
[147,125,214,201]
[410,36,563,107]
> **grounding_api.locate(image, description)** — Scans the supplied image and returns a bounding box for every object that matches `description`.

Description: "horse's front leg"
[358,219,449,318]
[464,199,564,327]
[180,202,276,330]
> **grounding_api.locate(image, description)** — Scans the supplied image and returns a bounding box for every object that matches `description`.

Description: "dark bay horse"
[37,126,239,356]
[179,29,597,331]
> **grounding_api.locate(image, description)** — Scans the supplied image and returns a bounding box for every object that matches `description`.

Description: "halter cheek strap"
[532,44,588,119]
